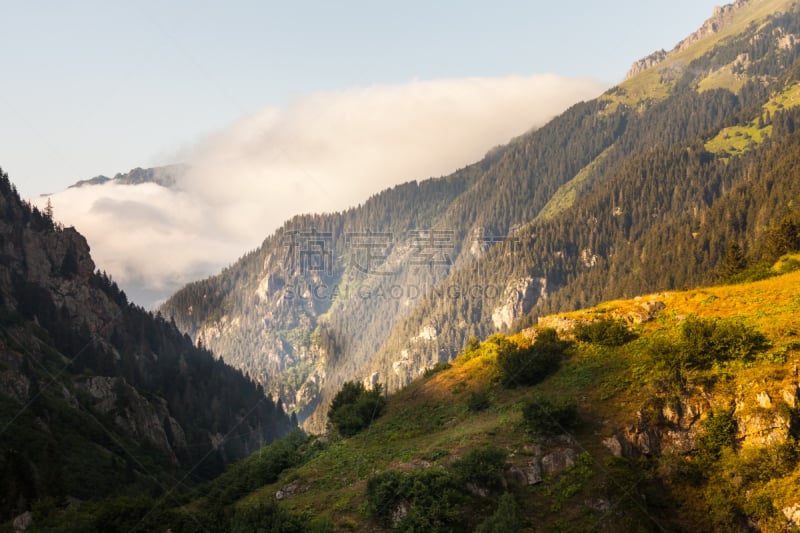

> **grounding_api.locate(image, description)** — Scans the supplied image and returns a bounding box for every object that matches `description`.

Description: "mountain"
[162,0,800,433]
[182,264,800,531]
[67,164,185,190]
[38,262,800,530]
[0,171,293,525]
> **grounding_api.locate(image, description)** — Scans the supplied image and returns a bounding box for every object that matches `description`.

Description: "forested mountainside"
[40,263,800,531]
[0,172,293,523]
[162,0,800,432]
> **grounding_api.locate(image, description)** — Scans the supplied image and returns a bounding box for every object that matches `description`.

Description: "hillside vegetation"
[60,261,800,531]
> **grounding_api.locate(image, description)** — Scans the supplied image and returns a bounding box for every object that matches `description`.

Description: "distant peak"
[625,0,753,80]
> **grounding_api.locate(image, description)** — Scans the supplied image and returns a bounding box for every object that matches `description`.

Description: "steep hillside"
[162,0,800,433]
[68,262,800,531]
[248,266,800,531]
[0,171,293,525]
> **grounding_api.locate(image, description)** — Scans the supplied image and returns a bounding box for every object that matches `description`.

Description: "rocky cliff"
[0,171,292,521]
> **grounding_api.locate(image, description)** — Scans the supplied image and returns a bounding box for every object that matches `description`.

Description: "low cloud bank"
[37,74,607,307]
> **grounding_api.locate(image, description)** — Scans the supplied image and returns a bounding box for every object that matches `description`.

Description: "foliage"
[496,328,569,387]
[726,262,776,284]
[364,469,464,530]
[697,409,737,463]
[198,430,314,507]
[423,362,451,378]
[718,241,747,281]
[521,394,579,436]
[474,493,525,533]
[327,381,386,437]
[450,446,508,494]
[229,500,316,533]
[679,316,768,368]
[467,391,491,412]
[573,318,635,346]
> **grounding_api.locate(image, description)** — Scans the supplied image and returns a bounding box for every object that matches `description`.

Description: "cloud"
[35,74,607,308]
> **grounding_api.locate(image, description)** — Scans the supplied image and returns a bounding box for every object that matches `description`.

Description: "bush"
[647,336,688,392]
[726,262,776,284]
[230,501,311,533]
[423,362,451,378]
[467,391,491,412]
[521,395,578,436]
[327,382,386,437]
[496,328,568,387]
[680,316,768,368]
[365,469,464,529]
[574,318,635,346]
[450,446,508,494]
[474,493,525,533]
[697,409,737,462]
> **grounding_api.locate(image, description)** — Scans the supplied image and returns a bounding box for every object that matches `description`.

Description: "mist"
[36,74,607,308]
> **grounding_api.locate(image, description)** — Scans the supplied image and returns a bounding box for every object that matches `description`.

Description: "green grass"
[705,82,800,156]
[536,146,614,222]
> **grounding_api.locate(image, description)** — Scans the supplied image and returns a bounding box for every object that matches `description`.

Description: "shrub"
[230,500,312,533]
[467,391,491,412]
[574,318,635,346]
[680,316,768,368]
[647,336,688,392]
[327,381,386,437]
[521,395,578,436]
[726,262,776,284]
[423,362,451,378]
[697,409,737,462]
[365,469,464,529]
[496,328,568,387]
[450,446,508,494]
[474,493,525,533]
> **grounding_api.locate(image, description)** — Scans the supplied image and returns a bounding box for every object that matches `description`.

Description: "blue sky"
[3,1,720,199]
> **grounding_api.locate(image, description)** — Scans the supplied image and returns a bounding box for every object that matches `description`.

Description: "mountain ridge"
[0,171,293,523]
[161,0,800,434]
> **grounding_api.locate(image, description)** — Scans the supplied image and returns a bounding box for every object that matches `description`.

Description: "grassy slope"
[705,81,800,155]
[534,146,615,222]
[225,264,800,530]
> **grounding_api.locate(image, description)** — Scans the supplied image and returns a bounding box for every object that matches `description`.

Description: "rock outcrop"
[492,277,546,331]
[626,49,668,79]
[626,0,752,80]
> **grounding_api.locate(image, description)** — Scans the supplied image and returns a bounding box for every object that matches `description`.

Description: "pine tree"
[719,241,746,281]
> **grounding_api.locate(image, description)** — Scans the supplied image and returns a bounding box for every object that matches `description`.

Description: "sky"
[0,1,722,306]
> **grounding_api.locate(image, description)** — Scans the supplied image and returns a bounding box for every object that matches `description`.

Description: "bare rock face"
[492,277,546,331]
[0,370,30,404]
[625,0,752,79]
[675,0,750,52]
[77,376,187,456]
[12,510,32,532]
[607,396,711,457]
[626,49,668,79]
[609,383,798,459]
[541,448,577,476]
[536,315,580,334]
[276,480,311,500]
[613,300,666,325]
